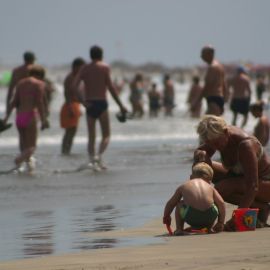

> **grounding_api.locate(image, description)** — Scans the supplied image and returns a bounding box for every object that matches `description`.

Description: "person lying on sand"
[163,162,226,235]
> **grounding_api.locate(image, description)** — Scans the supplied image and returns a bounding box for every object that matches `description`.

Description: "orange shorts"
[60,102,81,128]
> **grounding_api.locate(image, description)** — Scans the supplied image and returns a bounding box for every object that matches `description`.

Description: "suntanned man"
[200,46,227,116]
[6,51,36,114]
[228,67,251,128]
[73,45,127,169]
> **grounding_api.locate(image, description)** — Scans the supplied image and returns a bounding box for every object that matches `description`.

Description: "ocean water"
[0,74,264,261]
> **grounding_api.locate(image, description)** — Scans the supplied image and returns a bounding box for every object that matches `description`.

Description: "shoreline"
[1,204,270,270]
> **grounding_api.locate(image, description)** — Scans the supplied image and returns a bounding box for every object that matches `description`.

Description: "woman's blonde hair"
[197,115,227,143]
[192,162,213,181]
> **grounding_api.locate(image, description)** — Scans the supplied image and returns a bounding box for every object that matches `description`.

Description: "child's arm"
[213,188,226,232]
[163,187,182,226]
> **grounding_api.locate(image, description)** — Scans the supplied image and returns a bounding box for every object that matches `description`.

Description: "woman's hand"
[193,150,212,167]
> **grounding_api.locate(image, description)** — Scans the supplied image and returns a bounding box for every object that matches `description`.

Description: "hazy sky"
[0,0,269,67]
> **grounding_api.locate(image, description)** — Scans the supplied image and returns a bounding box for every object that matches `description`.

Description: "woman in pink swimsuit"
[4,65,49,171]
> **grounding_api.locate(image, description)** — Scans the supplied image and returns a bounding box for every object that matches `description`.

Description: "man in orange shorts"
[60,58,85,155]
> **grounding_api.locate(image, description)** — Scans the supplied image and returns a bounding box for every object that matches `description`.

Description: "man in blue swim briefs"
[200,45,227,116]
[228,66,252,128]
[163,162,226,235]
[73,45,127,169]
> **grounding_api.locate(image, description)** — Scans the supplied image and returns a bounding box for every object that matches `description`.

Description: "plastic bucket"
[233,208,259,231]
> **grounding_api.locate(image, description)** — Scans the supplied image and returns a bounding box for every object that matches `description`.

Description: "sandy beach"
[0,203,269,270]
[0,72,269,269]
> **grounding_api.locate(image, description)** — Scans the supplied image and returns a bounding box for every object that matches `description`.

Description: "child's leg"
[174,201,185,233]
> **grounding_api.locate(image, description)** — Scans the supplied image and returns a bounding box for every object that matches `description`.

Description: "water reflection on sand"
[18,205,123,258]
[0,138,194,261]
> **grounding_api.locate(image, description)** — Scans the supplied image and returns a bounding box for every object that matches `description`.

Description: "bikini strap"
[238,136,264,160]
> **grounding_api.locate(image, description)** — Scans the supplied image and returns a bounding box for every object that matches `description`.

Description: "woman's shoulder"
[228,125,249,140]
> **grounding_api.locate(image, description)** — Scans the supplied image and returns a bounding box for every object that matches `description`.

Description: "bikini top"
[221,136,263,175]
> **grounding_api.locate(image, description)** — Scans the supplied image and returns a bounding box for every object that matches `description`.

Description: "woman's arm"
[193,144,216,167]
[238,141,259,207]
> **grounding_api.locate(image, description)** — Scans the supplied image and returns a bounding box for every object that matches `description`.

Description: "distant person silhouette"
[250,101,270,147]
[129,73,145,118]
[228,67,251,128]
[186,76,203,118]
[148,83,161,117]
[200,46,227,116]
[256,74,266,101]
[162,74,175,116]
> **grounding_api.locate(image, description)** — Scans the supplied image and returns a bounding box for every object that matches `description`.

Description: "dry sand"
[0,204,269,270]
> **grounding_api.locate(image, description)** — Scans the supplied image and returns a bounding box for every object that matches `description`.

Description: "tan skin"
[4,74,48,167]
[129,76,144,118]
[6,61,34,114]
[194,126,270,227]
[73,57,127,162]
[61,63,84,155]
[250,108,270,147]
[163,78,175,116]
[187,79,203,118]
[200,47,227,116]
[163,176,225,234]
[148,84,161,117]
[228,71,251,127]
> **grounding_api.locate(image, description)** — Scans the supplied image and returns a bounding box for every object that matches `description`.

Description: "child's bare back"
[180,178,215,211]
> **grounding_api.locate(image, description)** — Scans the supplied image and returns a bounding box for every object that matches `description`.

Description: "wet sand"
[0,203,269,270]
[0,78,269,268]
[0,139,195,261]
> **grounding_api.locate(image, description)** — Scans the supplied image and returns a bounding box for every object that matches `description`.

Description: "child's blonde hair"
[192,162,213,181]
[197,115,227,143]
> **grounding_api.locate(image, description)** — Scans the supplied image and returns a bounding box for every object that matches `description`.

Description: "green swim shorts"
[180,204,218,229]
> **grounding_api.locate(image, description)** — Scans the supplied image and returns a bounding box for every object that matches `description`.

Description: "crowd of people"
[127,72,176,118]
[163,46,270,234]
[2,46,128,171]
[2,44,270,233]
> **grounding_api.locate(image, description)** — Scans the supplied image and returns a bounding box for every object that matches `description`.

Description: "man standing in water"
[228,66,251,128]
[200,46,227,116]
[73,45,127,169]
[60,57,85,155]
[6,51,36,113]
[163,74,175,116]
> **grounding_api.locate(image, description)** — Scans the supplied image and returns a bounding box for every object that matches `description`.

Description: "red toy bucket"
[233,208,259,231]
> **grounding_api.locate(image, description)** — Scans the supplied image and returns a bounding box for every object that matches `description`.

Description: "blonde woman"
[193,115,270,229]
